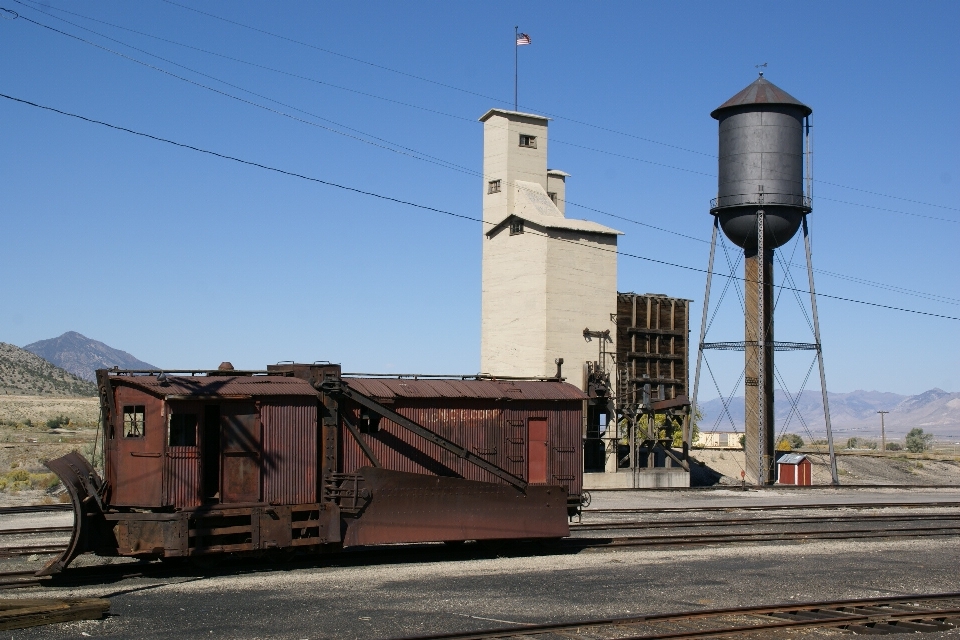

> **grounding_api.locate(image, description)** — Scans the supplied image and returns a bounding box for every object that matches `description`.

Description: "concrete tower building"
[479,109,621,390]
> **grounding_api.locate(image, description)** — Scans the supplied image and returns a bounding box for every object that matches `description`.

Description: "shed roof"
[777,453,809,465]
[344,377,587,401]
[116,375,318,398]
[711,75,812,119]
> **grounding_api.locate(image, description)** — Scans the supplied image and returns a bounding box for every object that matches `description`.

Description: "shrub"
[886,442,902,452]
[778,433,805,451]
[46,415,70,430]
[906,428,934,454]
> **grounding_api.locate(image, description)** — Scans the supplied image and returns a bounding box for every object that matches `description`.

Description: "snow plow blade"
[36,452,114,576]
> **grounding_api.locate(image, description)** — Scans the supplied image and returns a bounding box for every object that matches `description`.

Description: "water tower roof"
[711,75,812,119]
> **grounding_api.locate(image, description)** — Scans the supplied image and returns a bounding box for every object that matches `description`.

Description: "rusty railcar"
[41,363,585,575]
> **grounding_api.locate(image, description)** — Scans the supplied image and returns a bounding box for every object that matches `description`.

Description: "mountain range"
[23,331,156,382]
[0,342,96,396]
[699,388,960,441]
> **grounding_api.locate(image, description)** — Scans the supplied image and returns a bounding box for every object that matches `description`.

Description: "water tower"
[691,74,839,485]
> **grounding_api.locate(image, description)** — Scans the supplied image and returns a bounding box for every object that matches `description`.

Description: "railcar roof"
[344,377,587,401]
[114,375,318,398]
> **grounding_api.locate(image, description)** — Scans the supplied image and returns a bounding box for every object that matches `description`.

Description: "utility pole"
[877,410,889,452]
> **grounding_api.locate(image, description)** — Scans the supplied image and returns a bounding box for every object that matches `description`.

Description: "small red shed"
[777,453,812,486]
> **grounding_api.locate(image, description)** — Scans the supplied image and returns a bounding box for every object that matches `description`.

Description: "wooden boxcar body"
[41,364,585,575]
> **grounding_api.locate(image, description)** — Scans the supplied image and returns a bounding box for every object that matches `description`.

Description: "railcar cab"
[99,365,322,510]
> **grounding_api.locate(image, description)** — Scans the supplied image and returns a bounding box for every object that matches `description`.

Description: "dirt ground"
[0,395,99,506]
[0,394,99,426]
[691,447,960,485]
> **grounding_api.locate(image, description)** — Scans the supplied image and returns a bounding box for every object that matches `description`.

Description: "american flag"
[516,33,531,46]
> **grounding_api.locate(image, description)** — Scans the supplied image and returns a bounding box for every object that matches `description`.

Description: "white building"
[479,109,621,390]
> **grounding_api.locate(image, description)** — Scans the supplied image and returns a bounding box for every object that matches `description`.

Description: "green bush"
[906,428,934,454]
[46,415,71,430]
[886,442,902,451]
[778,433,805,450]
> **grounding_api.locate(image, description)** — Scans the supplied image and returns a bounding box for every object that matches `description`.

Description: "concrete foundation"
[583,469,690,490]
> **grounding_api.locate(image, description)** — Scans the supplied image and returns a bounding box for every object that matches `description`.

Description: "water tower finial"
[755,62,767,76]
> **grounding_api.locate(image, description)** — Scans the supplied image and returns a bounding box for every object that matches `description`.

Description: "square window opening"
[123,405,145,438]
[488,179,501,194]
[519,134,537,149]
[548,191,558,205]
[509,219,524,235]
[169,413,198,447]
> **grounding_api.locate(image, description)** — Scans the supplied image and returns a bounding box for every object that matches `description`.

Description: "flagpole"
[514,26,518,111]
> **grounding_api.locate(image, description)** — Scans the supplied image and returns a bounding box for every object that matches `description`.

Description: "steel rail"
[0,504,72,516]
[582,500,960,514]
[391,592,960,640]
[0,545,68,558]
[575,525,960,549]
[573,512,960,531]
[0,527,73,536]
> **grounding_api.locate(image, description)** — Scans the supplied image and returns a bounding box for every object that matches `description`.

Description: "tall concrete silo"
[692,74,838,485]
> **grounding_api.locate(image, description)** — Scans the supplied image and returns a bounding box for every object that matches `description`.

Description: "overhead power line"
[2,90,957,324]
[10,1,960,230]
[5,5,958,307]
[155,0,960,215]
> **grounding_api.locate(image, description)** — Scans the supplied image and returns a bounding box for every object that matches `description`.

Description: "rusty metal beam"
[327,382,528,491]
[341,413,381,468]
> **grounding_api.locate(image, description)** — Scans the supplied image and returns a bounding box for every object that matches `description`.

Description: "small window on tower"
[509,219,524,235]
[519,134,537,148]
[548,191,558,205]
[488,179,501,194]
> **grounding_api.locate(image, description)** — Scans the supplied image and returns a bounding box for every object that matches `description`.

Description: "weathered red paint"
[527,418,548,484]
[221,403,261,503]
[110,386,165,507]
[261,400,318,505]
[342,467,569,546]
[340,398,584,499]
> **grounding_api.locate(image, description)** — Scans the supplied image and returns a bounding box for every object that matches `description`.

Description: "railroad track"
[2,518,958,590]
[392,592,960,639]
[0,526,73,536]
[572,512,960,531]
[581,500,960,514]
[0,504,71,516]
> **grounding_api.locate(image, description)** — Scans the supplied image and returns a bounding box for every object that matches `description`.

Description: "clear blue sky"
[1,1,957,397]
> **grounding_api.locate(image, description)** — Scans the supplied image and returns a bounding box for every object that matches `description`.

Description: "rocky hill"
[23,331,155,382]
[699,388,960,440]
[0,343,97,396]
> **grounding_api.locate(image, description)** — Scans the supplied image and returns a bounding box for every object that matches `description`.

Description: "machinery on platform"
[40,363,586,575]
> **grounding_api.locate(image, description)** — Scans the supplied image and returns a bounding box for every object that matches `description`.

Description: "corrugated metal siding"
[261,400,318,504]
[164,447,201,508]
[344,378,587,401]
[340,399,583,496]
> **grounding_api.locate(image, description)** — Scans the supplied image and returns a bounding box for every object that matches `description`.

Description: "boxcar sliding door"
[221,403,261,503]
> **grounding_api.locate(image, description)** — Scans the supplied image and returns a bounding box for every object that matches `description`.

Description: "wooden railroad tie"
[0,597,110,630]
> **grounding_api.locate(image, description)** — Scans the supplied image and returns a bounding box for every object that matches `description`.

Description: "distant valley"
[699,388,960,441]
